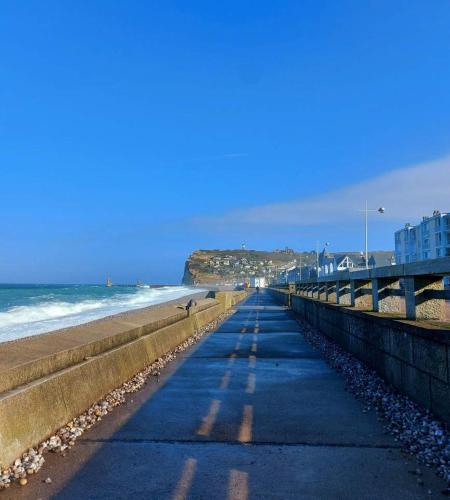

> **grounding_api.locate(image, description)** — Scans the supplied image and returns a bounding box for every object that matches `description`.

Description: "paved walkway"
[11,291,446,499]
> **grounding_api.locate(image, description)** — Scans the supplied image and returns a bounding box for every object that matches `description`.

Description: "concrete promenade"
[10,291,446,499]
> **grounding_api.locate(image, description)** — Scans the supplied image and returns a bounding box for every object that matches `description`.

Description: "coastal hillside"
[182,248,395,285]
[182,249,317,285]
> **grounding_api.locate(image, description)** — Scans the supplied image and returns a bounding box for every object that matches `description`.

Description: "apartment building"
[395,211,450,264]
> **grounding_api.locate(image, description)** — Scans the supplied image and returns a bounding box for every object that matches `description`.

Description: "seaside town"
[184,210,450,288]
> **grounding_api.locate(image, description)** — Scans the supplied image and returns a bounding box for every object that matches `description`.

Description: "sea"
[0,284,201,343]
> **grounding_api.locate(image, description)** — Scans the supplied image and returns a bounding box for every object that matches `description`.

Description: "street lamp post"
[316,242,319,276]
[361,201,385,269]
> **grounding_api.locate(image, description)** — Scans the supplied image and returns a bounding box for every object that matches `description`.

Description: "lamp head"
[378,207,385,214]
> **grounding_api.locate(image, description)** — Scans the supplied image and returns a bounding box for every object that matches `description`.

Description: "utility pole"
[316,241,319,277]
[365,200,369,269]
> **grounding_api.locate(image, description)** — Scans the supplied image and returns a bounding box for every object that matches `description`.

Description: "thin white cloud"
[195,155,450,228]
[190,153,248,162]
[221,153,248,158]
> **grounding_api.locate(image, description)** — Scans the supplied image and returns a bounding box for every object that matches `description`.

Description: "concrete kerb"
[0,290,248,468]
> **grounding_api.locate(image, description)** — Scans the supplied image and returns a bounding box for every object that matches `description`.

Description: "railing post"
[372,277,401,313]
[318,282,327,301]
[404,275,445,320]
[294,258,449,323]
[327,281,337,303]
[351,279,373,309]
[336,280,351,305]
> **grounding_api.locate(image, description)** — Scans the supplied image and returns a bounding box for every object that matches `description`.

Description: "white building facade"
[320,255,358,275]
[250,276,267,288]
[395,211,450,264]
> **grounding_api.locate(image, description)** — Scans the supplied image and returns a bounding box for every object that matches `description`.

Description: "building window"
[435,233,442,246]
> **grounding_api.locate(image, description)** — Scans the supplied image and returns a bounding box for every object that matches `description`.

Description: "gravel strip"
[297,317,450,494]
[0,308,234,490]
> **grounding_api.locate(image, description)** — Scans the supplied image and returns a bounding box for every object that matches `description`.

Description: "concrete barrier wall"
[282,292,450,425]
[269,288,290,306]
[0,291,248,467]
[0,311,189,395]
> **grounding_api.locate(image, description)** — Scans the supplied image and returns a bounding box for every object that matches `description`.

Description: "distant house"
[276,265,297,283]
[287,266,303,282]
[320,254,356,275]
[368,254,396,268]
[299,265,316,280]
[335,255,357,272]
[318,248,395,276]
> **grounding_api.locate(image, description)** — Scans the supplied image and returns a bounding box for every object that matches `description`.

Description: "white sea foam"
[0,286,203,343]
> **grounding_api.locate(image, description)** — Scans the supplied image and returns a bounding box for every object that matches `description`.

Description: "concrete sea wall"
[269,288,450,425]
[0,290,248,467]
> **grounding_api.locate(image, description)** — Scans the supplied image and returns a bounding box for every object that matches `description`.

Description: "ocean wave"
[0,286,201,343]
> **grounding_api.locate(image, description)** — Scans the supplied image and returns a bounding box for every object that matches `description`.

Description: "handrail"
[293,256,450,285]
[273,256,450,321]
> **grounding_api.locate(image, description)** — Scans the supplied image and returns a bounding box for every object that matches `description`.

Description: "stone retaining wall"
[269,288,450,425]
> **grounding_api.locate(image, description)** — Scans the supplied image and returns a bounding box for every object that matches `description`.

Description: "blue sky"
[1,1,450,283]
